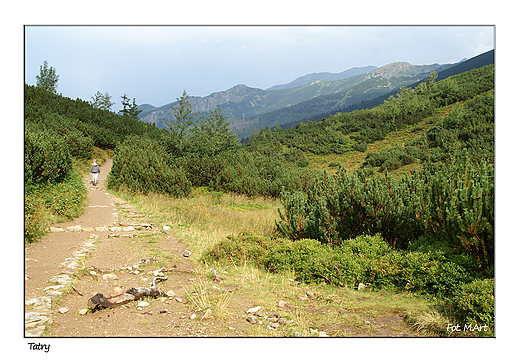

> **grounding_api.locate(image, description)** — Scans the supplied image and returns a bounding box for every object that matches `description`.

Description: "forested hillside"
[25,62,495,336]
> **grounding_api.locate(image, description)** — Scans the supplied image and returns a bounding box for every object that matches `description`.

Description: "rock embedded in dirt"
[45,290,63,298]
[112,287,125,295]
[66,225,83,232]
[246,306,262,315]
[26,297,52,313]
[137,301,149,308]
[246,315,258,324]
[58,307,69,314]
[78,309,89,315]
[102,274,118,280]
[43,285,65,292]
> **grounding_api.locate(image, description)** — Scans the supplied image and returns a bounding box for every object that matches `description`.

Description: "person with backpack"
[90,159,101,186]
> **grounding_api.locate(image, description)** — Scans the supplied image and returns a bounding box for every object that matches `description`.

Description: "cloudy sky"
[24,25,494,108]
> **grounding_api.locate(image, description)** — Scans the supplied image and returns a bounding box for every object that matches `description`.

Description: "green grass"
[114,188,281,259]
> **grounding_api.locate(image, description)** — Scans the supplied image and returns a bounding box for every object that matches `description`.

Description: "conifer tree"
[119,93,142,117]
[91,91,115,111]
[36,60,59,93]
[165,90,197,150]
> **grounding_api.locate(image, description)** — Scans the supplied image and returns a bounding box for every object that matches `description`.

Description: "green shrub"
[264,239,326,274]
[25,129,72,186]
[201,233,273,266]
[25,169,87,243]
[107,136,191,197]
[363,147,415,172]
[447,278,495,336]
[297,248,364,287]
[352,141,368,152]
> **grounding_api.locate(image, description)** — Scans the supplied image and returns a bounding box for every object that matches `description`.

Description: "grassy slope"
[304,102,459,176]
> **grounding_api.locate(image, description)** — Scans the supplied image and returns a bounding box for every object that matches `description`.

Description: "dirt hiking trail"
[24,159,253,337]
[24,159,420,338]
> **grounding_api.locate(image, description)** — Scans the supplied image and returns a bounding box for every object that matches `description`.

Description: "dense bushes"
[334,65,493,147]
[363,147,415,171]
[24,129,73,185]
[359,89,494,177]
[25,84,164,150]
[447,278,495,334]
[204,233,479,294]
[276,149,494,269]
[107,136,191,197]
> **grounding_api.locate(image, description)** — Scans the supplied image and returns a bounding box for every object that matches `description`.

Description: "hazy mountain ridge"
[267,65,378,90]
[139,62,453,133]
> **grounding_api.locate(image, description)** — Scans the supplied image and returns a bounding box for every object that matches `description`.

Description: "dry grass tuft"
[410,308,451,337]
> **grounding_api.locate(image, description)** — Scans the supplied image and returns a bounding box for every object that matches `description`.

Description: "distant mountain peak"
[267,65,378,91]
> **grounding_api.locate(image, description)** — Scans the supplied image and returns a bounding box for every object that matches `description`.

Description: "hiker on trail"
[90,159,101,186]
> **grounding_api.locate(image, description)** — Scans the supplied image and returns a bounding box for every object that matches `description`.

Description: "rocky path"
[24,160,124,336]
[24,160,192,336]
[24,159,252,337]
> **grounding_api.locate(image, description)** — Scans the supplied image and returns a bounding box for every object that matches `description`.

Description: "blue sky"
[24,25,494,108]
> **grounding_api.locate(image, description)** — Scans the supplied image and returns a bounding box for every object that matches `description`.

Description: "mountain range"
[138,49,494,139]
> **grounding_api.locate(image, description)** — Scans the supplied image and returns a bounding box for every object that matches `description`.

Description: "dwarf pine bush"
[107,136,191,197]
